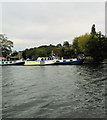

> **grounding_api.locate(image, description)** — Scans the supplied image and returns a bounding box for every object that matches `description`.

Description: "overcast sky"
[2,2,105,51]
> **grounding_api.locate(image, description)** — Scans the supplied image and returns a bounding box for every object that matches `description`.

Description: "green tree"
[72,37,80,53]
[11,50,18,57]
[56,43,62,48]
[102,37,107,58]
[86,35,102,62]
[0,34,13,57]
[63,41,70,47]
[53,48,62,57]
[87,35,107,62]
[78,33,91,54]
[72,33,91,54]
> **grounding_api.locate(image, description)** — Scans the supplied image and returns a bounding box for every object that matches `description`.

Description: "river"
[1,64,107,118]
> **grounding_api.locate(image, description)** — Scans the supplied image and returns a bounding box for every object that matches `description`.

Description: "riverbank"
[83,57,107,64]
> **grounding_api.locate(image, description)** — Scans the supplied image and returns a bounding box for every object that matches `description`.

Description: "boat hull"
[54,59,84,65]
[0,61,25,66]
[24,59,84,66]
[24,60,55,66]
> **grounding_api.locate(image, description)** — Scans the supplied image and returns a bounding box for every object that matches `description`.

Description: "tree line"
[0,24,107,63]
[72,24,107,62]
[14,42,75,60]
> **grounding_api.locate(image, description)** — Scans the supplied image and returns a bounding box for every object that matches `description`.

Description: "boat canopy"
[0,57,7,60]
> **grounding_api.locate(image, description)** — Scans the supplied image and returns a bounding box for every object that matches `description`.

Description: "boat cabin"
[37,56,57,61]
[0,57,7,64]
[0,57,24,65]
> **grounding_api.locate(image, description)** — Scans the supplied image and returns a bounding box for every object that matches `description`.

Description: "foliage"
[63,41,70,47]
[11,50,18,57]
[0,34,13,57]
[78,33,91,54]
[91,24,96,35]
[21,45,56,60]
[56,43,62,48]
[72,25,107,62]
[21,42,75,60]
[72,37,79,50]
[86,35,100,62]
[72,33,91,54]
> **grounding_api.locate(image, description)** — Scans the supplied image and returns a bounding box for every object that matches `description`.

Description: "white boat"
[24,57,56,66]
[0,57,25,66]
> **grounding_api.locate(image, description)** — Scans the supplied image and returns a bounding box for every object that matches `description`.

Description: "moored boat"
[54,53,85,65]
[54,58,84,65]
[24,55,84,66]
[24,60,55,66]
[0,57,25,66]
[24,57,56,66]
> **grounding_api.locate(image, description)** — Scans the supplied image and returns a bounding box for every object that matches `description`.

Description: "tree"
[91,24,96,35]
[86,35,102,62]
[53,48,62,57]
[102,37,107,59]
[63,41,70,47]
[72,33,91,55]
[56,43,62,48]
[78,33,91,54]
[72,37,80,53]
[0,34,13,57]
[11,50,18,57]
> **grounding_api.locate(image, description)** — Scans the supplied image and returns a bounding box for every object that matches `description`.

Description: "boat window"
[56,61,59,62]
[63,60,66,62]
[70,60,72,61]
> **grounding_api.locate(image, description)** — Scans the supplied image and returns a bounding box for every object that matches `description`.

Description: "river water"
[1,64,107,118]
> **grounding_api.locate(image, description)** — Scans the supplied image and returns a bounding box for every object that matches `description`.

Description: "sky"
[1,1,105,51]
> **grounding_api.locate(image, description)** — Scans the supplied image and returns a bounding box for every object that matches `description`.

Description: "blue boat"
[54,58,84,65]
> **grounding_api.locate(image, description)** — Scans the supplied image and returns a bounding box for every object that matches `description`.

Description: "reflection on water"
[2,64,106,118]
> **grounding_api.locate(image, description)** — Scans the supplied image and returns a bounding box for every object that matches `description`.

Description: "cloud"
[2,2,105,50]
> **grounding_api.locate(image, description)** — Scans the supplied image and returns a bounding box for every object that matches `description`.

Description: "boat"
[54,53,85,65]
[54,58,84,65]
[24,57,56,66]
[0,57,25,66]
[24,55,84,66]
